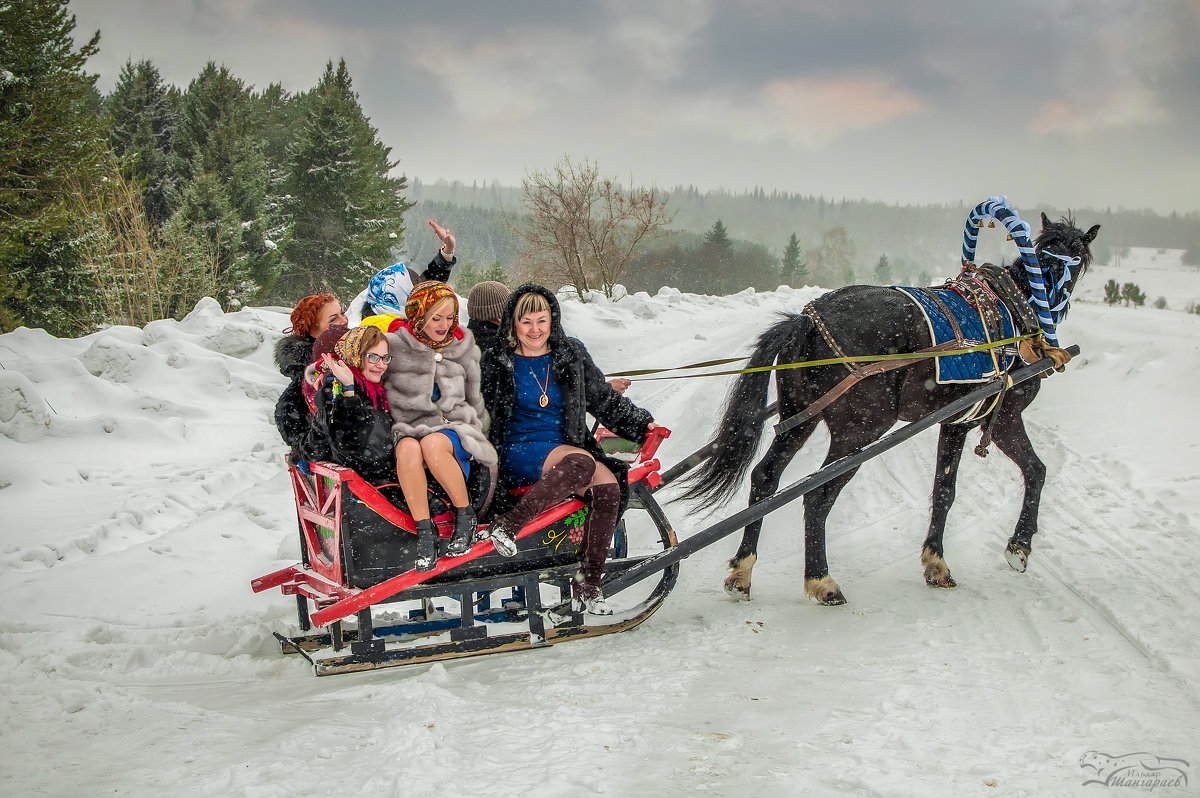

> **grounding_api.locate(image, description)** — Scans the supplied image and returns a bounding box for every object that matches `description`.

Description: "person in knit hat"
[382,281,497,571]
[466,280,510,356]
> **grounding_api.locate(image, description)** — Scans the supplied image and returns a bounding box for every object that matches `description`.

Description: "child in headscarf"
[382,281,497,571]
[307,326,396,486]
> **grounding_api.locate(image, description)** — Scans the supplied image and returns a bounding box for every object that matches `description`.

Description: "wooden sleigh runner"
[251,427,678,675]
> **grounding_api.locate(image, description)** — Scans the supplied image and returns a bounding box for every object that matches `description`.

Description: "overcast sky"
[71,0,1200,214]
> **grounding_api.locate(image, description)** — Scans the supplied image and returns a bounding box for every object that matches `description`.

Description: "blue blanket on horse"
[894,286,1017,384]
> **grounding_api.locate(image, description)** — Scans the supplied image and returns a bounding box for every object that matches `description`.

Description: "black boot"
[445,505,476,557]
[486,454,596,558]
[414,519,438,572]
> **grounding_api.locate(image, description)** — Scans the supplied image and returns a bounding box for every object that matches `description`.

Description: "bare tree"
[514,156,674,300]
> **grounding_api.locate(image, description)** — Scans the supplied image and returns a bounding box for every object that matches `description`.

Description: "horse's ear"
[1084,224,1101,243]
[1041,211,1052,229]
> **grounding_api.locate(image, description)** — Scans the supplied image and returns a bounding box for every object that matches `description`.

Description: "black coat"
[308,381,396,485]
[274,334,314,380]
[274,376,330,463]
[480,284,653,514]
[467,318,503,360]
[273,335,318,460]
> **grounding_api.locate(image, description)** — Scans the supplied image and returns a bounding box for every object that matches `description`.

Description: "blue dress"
[500,353,565,486]
[426,383,471,478]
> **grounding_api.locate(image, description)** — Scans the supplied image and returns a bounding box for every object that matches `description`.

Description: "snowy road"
[2,261,1197,796]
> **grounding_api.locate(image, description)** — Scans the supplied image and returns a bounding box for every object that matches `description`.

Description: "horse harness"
[776,265,1042,457]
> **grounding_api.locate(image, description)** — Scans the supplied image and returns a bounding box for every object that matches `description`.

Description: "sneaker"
[570,578,613,616]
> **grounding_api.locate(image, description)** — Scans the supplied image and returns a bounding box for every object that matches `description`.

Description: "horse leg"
[724,421,817,601]
[802,413,898,605]
[921,423,969,588]
[988,411,1046,573]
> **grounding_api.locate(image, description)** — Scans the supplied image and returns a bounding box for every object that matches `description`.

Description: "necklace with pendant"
[529,362,552,408]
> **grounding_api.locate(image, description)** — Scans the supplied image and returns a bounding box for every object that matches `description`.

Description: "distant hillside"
[401,178,1200,291]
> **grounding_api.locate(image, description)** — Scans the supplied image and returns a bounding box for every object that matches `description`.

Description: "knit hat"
[301,324,349,412]
[366,263,413,317]
[467,281,510,322]
[312,323,349,363]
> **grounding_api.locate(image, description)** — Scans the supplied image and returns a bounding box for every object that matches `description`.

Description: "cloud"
[663,75,926,148]
[1032,83,1168,135]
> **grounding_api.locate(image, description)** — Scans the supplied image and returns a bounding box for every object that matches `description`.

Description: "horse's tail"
[677,313,811,510]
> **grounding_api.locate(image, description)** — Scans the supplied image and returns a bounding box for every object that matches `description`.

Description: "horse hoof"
[723,578,752,601]
[1005,541,1030,573]
[816,590,847,606]
[724,554,756,602]
[920,549,956,588]
[805,575,846,605]
[925,572,957,589]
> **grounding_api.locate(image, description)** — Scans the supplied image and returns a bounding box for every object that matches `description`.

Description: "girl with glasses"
[309,326,400,489]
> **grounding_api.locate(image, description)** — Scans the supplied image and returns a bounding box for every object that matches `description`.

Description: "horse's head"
[1003,213,1099,321]
[1028,212,1101,323]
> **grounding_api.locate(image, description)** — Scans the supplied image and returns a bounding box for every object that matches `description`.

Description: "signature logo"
[1080,750,1189,790]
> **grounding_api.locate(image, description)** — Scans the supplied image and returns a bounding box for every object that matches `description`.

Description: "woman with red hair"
[273,294,347,463]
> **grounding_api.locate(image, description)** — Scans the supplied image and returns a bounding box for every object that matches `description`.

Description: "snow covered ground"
[1,247,1197,797]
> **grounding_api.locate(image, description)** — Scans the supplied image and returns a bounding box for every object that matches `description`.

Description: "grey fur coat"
[383,326,498,467]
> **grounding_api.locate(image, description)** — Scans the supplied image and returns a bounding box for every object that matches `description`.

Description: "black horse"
[678,214,1100,605]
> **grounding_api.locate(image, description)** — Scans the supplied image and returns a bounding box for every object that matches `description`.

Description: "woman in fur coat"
[480,284,656,615]
[273,294,347,463]
[383,281,497,571]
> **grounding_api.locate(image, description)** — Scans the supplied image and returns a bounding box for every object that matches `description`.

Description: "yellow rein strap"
[607,333,1036,382]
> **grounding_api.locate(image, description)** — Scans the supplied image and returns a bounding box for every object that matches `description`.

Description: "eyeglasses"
[364,353,393,365]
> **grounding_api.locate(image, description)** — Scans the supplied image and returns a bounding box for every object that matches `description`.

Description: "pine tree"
[1103,279,1121,305]
[701,219,736,293]
[817,225,856,287]
[782,232,808,285]
[873,253,892,285]
[173,62,278,304]
[277,60,412,300]
[106,59,181,230]
[0,0,109,334]
[1120,282,1146,307]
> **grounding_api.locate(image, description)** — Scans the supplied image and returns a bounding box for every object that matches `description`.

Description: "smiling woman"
[480,283,658,615]
[306,325,395,488]
[382,281,498,571]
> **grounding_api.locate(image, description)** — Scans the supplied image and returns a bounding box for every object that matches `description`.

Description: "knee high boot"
[486,454,596,557]
[572,483,622,614]
[578,483,621,584]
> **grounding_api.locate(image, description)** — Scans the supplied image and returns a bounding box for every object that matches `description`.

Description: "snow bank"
[2,271,1197,796]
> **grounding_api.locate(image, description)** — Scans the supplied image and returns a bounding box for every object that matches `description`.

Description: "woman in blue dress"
[481,284,657,614]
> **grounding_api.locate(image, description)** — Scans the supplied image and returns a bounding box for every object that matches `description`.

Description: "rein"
[604,333,1036,383]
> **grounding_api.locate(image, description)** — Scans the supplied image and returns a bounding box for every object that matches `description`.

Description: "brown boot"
[486,454,596,555]
[573,482,621,614]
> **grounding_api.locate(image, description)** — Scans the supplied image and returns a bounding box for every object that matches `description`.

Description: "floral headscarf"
[366,263,412,317]
[404,281,460,351]
[331,326,389,410]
